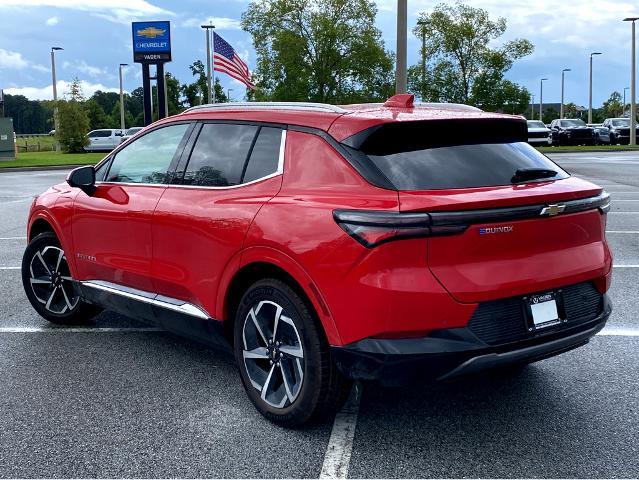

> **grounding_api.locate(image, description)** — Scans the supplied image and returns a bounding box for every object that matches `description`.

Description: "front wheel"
[234,278,350,427]
[21,232,100,324]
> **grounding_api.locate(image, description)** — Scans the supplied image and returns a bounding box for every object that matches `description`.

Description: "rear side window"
[243,127,282,183]
[351,120,569,190]
[182,124,283,187]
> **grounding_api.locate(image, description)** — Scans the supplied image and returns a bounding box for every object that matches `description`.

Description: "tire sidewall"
[233,279,324,426]
[21,232,85,323]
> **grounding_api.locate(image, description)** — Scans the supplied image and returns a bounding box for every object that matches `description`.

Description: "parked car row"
[84,127,143,152]
[527,117,639,146]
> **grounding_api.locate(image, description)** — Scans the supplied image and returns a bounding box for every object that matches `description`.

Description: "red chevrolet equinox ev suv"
[22,94,612,426]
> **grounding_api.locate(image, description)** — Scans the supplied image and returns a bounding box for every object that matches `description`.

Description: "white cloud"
[5,80,119,100]
[0,49,29,69]
[181,17,241,30]
[63,60,107,78]
[2,0,173,24]
[0,48,48,73]
[45,16,59,26]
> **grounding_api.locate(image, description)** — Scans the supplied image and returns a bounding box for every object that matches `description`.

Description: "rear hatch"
[351,118,611,303]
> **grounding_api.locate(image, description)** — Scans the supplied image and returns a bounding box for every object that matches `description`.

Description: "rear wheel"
[234,278,350,427]
[21,232,100,324]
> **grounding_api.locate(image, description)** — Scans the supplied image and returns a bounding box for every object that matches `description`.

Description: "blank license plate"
[527,293,560,329]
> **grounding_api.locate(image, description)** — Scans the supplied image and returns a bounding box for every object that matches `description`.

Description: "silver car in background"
[526,120,551,145]
[119,127,144,144]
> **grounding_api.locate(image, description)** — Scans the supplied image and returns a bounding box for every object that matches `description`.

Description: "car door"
[71,122,193,293]
[151,122,285,320]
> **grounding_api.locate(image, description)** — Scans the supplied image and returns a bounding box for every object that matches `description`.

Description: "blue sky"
[0,0,638,108]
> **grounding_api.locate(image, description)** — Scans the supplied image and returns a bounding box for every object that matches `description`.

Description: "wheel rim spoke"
[243,347,269,360]
[55,249,64,273]
[242,299,305,409]
[35,251,52,275]
[45,288,58,310]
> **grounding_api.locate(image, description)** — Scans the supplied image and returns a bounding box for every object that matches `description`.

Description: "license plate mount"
[525,292,562,330]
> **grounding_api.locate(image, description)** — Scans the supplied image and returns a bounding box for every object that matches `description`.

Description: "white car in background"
[119,127,144,144]
[84,129,124,152]
[526,120,551,145]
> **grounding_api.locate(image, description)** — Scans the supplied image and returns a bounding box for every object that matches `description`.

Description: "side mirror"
[67,165,96,196]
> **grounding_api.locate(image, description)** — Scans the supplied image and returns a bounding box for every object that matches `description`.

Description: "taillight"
[332,210,466,248]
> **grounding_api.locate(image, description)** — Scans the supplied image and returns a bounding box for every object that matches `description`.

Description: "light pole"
[227,88,233,102]
[539,78,548,122]
[201,23,215,104]
[589,52,602,124]
[624,17,639,145]
[561,68,571,119]
[531,94,535,119]
[118,63,128,130]
[50,46,63,136]
[417,18,429,101]
[624,86,630,115]
[395,0,408,94]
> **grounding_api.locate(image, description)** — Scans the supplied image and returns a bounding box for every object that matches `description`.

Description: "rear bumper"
[331,294,611,385]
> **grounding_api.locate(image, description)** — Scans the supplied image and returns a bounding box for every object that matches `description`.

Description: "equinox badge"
[540,204,566,217]
[479,226,514,235]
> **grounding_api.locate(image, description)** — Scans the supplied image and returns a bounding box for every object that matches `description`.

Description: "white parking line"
[0,327,164,333]
[613,265,639,268]
[608,212,639,214]
[607,231,639,233]
[598,327,639,337]
[320,384,362,479]
[0,266,20,270]
[0,236,26,240]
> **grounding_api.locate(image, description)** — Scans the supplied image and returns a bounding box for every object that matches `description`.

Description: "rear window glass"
[352,120,569,190]
[243,127,282,183]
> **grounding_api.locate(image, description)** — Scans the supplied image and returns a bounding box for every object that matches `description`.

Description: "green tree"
[182,60,228,106]
[84,98,111,130]
[4,94,53,133]
[602,91,624,119]
[410,2,533,109]
[242,0,394,103]
[563,102,578,119]
[56,78,89,153]
[542,107,559,125]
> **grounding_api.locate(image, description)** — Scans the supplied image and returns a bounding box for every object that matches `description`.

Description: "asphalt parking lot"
[0,152,638,478]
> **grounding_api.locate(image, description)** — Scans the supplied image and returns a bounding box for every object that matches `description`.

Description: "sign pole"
[142,63,152,126]
[157,62,167,119]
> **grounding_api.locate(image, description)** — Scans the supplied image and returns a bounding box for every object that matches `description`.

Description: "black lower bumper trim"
[331,295,611,386]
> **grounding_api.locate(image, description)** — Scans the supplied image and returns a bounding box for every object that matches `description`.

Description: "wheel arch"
[218,247,341,347]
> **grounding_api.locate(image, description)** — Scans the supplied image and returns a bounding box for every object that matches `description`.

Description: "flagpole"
[201,23,215,104]
[211,27,216,104]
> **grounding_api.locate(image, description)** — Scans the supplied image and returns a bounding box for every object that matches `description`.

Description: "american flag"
[213,32,255,89]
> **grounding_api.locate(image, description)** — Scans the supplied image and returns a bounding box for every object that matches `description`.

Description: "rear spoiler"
[341,118,528,155]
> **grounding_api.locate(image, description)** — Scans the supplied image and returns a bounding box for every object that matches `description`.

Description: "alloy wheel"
[29,246,79,315]
[242,300,305,408]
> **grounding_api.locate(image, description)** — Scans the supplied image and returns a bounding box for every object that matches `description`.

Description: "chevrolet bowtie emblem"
[540,204,566,216]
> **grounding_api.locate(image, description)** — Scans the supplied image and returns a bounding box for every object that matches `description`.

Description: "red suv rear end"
[22,94,612,426]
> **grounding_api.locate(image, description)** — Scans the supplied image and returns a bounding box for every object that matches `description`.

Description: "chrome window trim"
[167,128,287,191]
[82,280,211,320]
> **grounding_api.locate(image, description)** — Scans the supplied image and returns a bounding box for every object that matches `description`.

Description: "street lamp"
[417,18,429,101]
[50,47,63,136]
[539,78,548,122]
[624,86,630,115]
[118,63,128,130]
[624,17,639,145]
[201,23,216,104]
[561,68,571,119]
[588,52,602,124]
[395,0,408,94]
[531,94,535,119]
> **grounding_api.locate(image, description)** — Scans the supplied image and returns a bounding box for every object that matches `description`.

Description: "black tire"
[234,278,351,427]
[21,232,101,325]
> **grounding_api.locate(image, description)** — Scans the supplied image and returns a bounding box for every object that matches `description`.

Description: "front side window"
[105,124,189,184]
[89,130,112,138]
